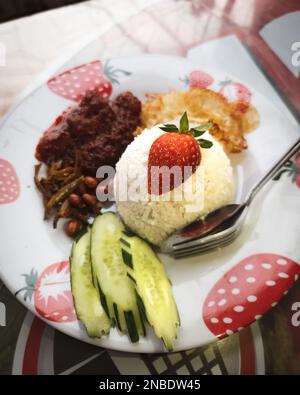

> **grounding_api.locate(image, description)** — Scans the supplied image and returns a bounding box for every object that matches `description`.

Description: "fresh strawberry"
[203,254,300,339]
[16,261,76,323]
[219,80,251,112]
[0,159,20,204]
[47,60,131,103]
[148,112,213,195]
[187,70,214,88]
[148,133,200,194]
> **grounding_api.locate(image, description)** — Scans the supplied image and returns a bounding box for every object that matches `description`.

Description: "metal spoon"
[162,138,300,254]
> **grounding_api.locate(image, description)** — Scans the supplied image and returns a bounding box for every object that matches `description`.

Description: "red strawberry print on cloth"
[182,70,214,89]
[47,59,131,103]
[0,159,20,204]
[16,261,76,323]
[203,254,300,339]
[219,80,251,112]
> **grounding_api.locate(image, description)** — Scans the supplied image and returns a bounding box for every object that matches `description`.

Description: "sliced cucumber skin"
[70,227,111,338]
[120,233,180,351]
[91,213,145,342]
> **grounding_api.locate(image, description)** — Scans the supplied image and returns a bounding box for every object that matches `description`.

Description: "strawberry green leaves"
[15,268,38,302]
[103,60,131,85]
[180,111,189,132]
[159,112,213,149]
[191,122,213,135]
[197,139,213,149]
[159,124,179,132]
[192,122,213,148]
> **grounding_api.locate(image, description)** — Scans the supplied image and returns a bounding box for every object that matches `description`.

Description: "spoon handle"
[247,138,300,205]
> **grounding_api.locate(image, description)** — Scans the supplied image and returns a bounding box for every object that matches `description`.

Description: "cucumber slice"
[120,232,180,351]
[91,213,145,343]
[70,227,111,337]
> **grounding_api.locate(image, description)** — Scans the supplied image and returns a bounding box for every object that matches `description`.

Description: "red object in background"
[239,326,256,375]
[22,318,46,375]
[197,0,300,117]
[102,0,300,116]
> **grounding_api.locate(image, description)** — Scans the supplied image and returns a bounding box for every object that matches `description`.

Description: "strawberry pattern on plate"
[47,60,131,103]
[219,79,252,111]
[273,149,300,188]
[16,261,76,323]
[203,254,300,338]
[182,70,214,88]
[0,159,20,204]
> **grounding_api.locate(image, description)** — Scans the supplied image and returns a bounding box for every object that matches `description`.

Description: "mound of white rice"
[115,125,234,246]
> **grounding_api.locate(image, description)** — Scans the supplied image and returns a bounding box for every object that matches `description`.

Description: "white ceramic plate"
[0,54,300,353]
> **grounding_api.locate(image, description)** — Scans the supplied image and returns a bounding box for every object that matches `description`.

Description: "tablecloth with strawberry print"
[1,0,300,375]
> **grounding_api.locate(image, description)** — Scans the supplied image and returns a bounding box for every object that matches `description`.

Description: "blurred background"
[0,0,86,23]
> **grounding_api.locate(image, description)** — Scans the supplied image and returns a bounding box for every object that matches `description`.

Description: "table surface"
[0,0,300,375]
